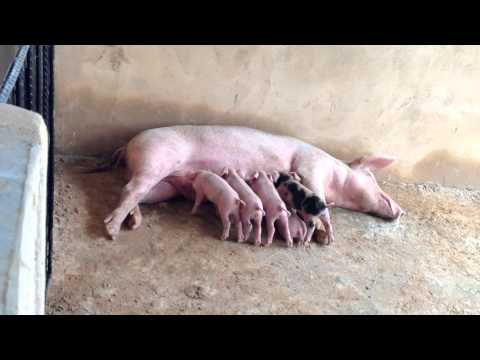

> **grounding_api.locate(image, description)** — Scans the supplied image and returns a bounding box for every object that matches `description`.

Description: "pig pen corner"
[47,45,480,315]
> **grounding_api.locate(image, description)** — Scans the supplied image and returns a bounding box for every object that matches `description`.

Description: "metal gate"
[0,45,55,288]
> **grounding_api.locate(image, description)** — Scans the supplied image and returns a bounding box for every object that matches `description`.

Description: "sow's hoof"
[104,212,122,240]
[127,208,143,230]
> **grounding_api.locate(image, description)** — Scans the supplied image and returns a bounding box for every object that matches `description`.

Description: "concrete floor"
[47,156,480,315]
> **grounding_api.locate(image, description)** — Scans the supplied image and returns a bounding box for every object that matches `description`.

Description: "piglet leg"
[191,190,205,215]
[220,213,232,241]
[235,215,245,243]
[319,210,334,245]
[265,216,276,246]
[242,219,253,242]
[252,217,262,247]
[277,214,293,248]
[303,222,316,248]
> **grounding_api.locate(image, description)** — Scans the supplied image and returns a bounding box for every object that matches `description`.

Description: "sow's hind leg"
[127,206,143,230]
[126,181,181,230]
[105,174,170,239]
[104,145,181,240]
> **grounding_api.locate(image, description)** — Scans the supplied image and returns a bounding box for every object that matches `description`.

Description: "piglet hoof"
[221,233,229,242]
[322,235,334,246]
[326,235,335,246]
[253,239,262,247]
[286,241,294,248]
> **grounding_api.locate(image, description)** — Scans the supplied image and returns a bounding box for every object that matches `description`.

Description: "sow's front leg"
[293,162,335,245]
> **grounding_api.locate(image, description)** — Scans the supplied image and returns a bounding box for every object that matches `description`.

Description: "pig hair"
[275,173,293,188]
[302,196,326,216]
[287,182,307,209]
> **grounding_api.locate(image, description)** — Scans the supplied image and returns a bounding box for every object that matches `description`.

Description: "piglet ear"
[270,170,280,183]
[348,155,396,171]
[185,171,197,182]
[236,169,246,178]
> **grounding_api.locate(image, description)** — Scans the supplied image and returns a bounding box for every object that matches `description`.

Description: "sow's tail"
[82,146,126,174]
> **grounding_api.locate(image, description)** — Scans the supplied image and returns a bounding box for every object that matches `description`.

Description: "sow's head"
[346,155,405,220]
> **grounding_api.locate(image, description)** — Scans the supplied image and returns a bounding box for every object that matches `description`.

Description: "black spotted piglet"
[273,172,334,247]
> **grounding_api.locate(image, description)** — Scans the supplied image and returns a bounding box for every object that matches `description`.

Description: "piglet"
[277,212,307,245]
[221,168,265,246]
[274,171,334,246]
[191,170,245,242]
[248,171,293,247]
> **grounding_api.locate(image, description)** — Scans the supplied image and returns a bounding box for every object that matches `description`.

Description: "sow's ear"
[348,155,396,171]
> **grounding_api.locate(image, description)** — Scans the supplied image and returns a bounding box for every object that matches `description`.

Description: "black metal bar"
[44,45,55,289]
[9,85,16,106]
[35,47,41,113]
[16,67,26,108]
[25,50,33,110]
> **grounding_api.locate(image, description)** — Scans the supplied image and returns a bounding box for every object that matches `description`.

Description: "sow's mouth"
[365,211,403,221]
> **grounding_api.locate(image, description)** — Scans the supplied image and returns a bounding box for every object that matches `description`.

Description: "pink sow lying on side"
[102,125,405,243]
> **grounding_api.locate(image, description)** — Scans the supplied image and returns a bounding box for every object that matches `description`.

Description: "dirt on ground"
[47,156,480,315]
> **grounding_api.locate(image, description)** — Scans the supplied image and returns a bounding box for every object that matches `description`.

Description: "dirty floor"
[47,156,480,315]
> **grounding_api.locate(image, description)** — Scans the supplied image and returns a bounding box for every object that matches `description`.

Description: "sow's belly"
[136,125,301,177]
[178,143,295,177]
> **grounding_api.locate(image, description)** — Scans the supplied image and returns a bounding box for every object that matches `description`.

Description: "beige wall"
[55,45,480,188]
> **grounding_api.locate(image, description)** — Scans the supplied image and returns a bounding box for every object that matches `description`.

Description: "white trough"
[0,103,48,315]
